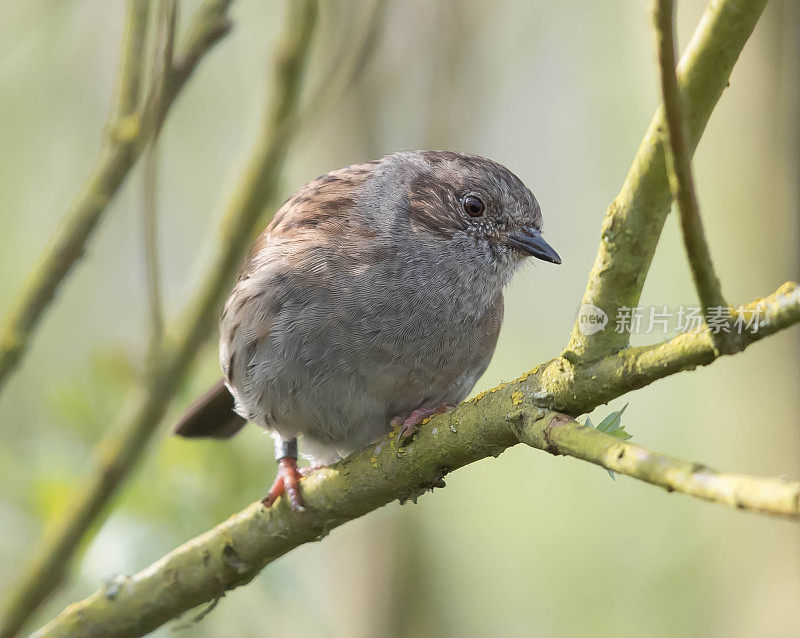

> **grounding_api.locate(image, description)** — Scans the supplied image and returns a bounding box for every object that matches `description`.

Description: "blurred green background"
[1,1,799,636]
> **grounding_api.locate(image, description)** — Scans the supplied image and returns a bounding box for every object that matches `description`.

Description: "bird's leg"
[261,437,305,512]
[393,403,454,443]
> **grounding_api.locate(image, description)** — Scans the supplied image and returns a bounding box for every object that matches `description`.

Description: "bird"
[174,150,561,511]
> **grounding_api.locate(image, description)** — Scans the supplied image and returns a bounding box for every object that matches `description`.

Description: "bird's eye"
[462,195,485,217]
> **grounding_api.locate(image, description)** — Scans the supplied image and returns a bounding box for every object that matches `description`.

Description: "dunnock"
[175,150,561,511]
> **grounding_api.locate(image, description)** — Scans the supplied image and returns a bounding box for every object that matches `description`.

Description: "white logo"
[577,304,608,335]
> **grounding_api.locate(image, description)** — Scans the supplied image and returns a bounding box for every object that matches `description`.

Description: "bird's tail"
[173,378,247,439]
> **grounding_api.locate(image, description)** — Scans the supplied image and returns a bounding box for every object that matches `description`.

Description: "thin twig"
[143,144,164,363]
[299,0,389,127]
[654,0,729,350]
[114,0,150,120]
[142,0,177,366]
[146,0,179,130]
[564,0,768,362]
[0,3,319,636]
[0,0,234,397]
[30,285,800,638]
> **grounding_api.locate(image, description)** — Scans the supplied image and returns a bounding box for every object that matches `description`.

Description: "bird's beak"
[505,226,562,264]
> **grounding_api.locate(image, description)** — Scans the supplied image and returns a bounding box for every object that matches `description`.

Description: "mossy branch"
[654,0,729,351]
[564,0,767,361]
[533,282,800,414]
[0,3,319,637]
[32,282,800,638]
[0,0,235,396]
[519,414,800,519]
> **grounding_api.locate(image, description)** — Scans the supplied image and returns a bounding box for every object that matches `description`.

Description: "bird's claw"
[394,404,451,446]
[262,456,305,512]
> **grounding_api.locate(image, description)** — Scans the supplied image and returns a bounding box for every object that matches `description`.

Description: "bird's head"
[396,150,560,284]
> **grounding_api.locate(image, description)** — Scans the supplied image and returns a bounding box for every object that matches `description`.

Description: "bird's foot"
[261,456,305,512]
[393,404,453,444]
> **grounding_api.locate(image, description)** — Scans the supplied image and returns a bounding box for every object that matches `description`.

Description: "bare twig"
[564,0,768,361]
[0,0,235,396]
[0,3,319,636]
[143,144,164,363]
[114,0,150,120]
[144,0,179,132]
[30,284,800,638]
[654,0,729,350]
[142,0,178,365]
[300,0,389,124]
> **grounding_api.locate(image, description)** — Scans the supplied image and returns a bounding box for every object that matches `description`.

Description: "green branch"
[564,0,767,361]
[0,0,235,396]
[654,0,729,350]
[0,4,319,637]
[113,0,150,120]
[519,415,800,519]
[142,142,164,366]
[31,284,800,638]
